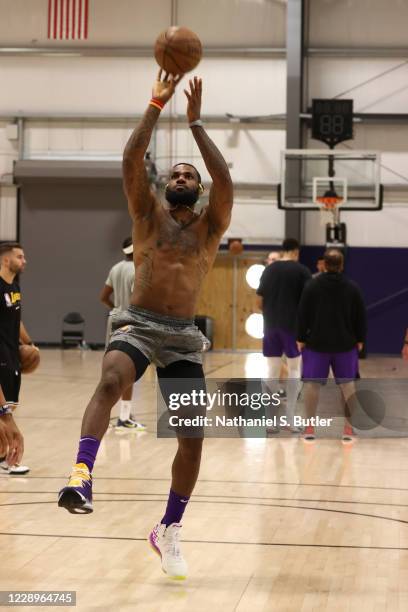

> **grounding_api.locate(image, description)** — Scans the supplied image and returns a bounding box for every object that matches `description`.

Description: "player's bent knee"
[98,369,125,400]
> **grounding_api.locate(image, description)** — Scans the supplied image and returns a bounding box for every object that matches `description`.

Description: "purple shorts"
[263,328,300,358]
[302,347,359,383]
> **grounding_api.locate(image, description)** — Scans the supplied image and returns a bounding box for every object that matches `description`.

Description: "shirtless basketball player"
[58,72,233,580]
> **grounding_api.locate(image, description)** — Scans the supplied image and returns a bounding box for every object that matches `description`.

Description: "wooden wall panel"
[236,257,263,351]
[196,256,234,350]
[196,253,265,350]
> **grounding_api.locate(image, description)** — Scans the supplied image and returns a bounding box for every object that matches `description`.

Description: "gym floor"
[0,349,407,611]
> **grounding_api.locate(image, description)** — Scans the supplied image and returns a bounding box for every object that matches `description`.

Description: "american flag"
[47,0,89,40]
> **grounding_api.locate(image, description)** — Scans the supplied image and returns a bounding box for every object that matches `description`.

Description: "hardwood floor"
[0,349,407,611]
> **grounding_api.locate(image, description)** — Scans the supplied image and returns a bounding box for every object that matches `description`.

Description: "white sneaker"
[148,522,187,580]
[0,461,30,475]
[128,417,146,431]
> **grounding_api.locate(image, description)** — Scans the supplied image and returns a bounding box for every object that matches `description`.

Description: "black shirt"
[0,276,21,367]
[296,272,366,352]
[257,260,311,332]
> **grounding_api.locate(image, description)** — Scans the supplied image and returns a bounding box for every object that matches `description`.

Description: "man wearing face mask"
[58,72,233,581]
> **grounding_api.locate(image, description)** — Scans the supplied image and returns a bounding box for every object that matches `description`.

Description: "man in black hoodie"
[296,249,366,441]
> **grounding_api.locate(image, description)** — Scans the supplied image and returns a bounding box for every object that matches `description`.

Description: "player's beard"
[165,186,199,210]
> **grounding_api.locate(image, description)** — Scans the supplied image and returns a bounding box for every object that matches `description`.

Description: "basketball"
[154,27,202,76]
[19,344,40,374]
[228,239,244,256]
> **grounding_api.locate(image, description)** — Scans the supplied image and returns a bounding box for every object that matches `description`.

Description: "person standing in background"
[0,242,37,474]
[313,256,326,278]
[100,237,145,431]
[266,251,281,266]
[297,249,366,442]
[256,238,311,431]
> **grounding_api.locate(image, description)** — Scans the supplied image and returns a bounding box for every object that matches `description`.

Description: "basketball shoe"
[342,423,355,443]
[58,462,93,514]
[303,425,316,441]
[0,459,30,475]
[148,523,187,580]
[116,418,146,430]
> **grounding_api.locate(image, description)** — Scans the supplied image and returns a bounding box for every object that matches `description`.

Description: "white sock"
[120,400,132,422]
[129,384,137,420]
[286,356,302,426]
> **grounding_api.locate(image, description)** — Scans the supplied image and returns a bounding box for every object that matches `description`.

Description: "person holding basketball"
[0,242,36,474]
[58,72,233,580]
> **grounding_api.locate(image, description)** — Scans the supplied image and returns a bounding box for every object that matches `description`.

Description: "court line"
[1,499,408,526]
[6,475,408,492]
[1,491,407,508]
[235,574,253,610]
[0,529,406,551]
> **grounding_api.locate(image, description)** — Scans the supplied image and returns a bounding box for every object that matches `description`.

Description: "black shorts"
[0,363,21,404]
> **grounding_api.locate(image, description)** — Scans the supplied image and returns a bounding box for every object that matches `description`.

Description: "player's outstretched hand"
[184,76,202,123]
[152,69,183,104]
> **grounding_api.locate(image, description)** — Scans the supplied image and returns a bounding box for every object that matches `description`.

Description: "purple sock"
[76,436,100,472]
[161,489,190,526]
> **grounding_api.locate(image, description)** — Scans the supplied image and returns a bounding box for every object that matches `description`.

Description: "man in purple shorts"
[257,238,311,429]
[296,249,366,441]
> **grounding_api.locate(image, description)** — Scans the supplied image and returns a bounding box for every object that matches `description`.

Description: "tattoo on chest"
[156,224,199,254]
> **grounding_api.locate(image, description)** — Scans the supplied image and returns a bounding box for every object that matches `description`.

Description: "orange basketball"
[19,344,40,374]
[229,240,244,256]
[154,27,202,75]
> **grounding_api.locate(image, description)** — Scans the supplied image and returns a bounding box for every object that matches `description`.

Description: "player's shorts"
[301,347,359,383]
[105,308,121,349]
[106,305,210,369]
[0,348,21,405]
[263,328,300,358]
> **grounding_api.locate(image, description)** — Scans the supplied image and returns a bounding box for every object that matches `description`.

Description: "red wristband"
[149,98,164,111]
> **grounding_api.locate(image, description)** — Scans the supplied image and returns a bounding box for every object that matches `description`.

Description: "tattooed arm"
[123,71,181,220]
[185,77,233,234]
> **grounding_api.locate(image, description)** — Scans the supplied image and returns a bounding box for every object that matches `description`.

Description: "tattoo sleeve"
[191,126,233,230]
[122,105,160,218]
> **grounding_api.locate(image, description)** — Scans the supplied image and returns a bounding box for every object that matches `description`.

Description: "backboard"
[278,149,383,211]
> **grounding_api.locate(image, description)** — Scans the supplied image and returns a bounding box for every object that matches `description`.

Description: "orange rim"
[316,196,343,210]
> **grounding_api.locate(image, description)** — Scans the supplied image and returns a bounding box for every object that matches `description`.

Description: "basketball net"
[317,196,343,227]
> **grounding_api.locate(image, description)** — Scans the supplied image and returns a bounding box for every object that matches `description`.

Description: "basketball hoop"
[316,196,343,211]
[317,195,343,227]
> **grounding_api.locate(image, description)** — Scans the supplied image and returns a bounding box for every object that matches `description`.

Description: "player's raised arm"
[185,77,233,233]
[123,71,181,219]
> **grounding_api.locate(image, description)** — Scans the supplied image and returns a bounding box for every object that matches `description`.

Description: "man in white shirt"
[100,237,145,430]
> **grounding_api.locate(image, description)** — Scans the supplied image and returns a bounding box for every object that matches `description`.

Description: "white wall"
[0,185,18,241]
[304,207,408,248]
[309,0,408,48]
[0,56,286,116]
[1,0,408,247]
[0,123,18,240]
[308,57,408,114]
[0,0,285,47]
[306,22,408,247]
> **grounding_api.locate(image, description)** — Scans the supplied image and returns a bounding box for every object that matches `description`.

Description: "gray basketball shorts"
[107,305,210,368]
